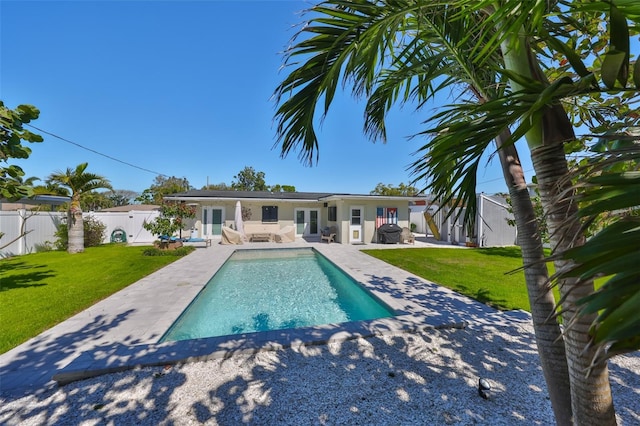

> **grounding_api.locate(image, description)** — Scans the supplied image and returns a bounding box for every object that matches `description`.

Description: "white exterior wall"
[409,205,427,233]
[343,200,409,244]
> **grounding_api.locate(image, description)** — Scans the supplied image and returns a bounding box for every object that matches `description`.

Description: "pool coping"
[1,238,531,400]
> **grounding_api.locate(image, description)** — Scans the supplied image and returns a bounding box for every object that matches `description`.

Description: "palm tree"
[274,1,573,422]
[273,1,638,424]
[33,181,70,196]
[47,163,112,253]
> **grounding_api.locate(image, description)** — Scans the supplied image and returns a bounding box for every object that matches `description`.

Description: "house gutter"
[165,195,423,203]
[164,196,323,204]
[319,195,423,202]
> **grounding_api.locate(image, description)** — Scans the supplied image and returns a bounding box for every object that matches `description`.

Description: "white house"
[164,190,418,244]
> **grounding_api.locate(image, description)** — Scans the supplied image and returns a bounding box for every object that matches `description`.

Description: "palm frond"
[274,0,418,165]
[550,143,640,365]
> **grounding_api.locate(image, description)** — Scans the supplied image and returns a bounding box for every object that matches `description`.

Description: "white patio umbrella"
[235,200,245,239]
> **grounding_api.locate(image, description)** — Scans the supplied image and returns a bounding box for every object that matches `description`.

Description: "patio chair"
[321,226,337,243]
[401,227,415,244]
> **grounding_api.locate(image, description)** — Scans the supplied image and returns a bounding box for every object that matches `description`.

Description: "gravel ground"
[1,321,639,425]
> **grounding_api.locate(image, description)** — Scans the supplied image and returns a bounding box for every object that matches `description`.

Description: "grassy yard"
[362,246,538,312]
[0,245,186,354]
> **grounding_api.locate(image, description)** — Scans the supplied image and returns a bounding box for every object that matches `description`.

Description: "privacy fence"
[0,210,160,257]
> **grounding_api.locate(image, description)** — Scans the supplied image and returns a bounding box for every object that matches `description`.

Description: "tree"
[481,5,637,423]
[231,166,268,191]
[370,182,419,196]
[0,101,43,201]
[269,184,296,192]
[81,191,114,211]
[108,189,139,206]
[33,181,70,197]
[505,191,549,245]
[539,8,640,366]
[143,201,196,245]
[136,175,191,204]
[0,101,43,246]
[273,2,640,424]
[274,2,571,423]
[47,163,112,254]
[201,182,231,191]
[203,169,295,192]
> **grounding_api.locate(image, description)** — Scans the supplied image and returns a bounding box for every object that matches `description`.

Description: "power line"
[26,124,168,177]
[476,168,535,187]
[26,123,535,189]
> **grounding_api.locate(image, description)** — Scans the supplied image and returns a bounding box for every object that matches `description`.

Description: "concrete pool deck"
[0,236,531,401]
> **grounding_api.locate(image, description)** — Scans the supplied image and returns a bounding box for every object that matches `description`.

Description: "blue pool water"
[160,248,394,342]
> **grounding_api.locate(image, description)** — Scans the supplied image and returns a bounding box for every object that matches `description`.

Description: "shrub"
[84,216,107,247]
[143,202,195,243]
[54,216,107,250]
[34,241,55,252]
[142,246,195,257]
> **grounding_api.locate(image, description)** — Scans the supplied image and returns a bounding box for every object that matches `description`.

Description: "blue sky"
[2,0,526,195]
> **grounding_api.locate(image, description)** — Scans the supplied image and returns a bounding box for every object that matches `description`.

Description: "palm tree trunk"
[499,28,616,424]
[532,133,616,425]
[68,195,84,254]
[495,130,573,425]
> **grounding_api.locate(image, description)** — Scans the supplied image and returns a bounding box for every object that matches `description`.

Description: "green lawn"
[0,245,185,354]
[362,246,536,312]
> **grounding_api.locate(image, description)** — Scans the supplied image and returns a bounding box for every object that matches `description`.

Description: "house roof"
[2,195,70,205]
[0,195,70,211]
[167,190,336,200]
[482,193,509,207]
[164,190,420,203]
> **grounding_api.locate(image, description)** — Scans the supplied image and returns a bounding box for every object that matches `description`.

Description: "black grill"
[377,223,402,244]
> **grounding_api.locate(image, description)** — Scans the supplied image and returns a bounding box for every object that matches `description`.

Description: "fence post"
[18,209,26,255]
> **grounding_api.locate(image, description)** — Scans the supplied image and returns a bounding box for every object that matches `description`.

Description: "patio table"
[250,233,272,242]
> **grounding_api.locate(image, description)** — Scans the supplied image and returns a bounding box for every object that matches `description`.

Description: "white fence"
[0,210,160,257]
[409,194,517,247]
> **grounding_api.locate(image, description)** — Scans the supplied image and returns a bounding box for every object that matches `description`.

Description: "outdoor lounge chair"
[321,226,337,243]
[183,237,212,247]
[401,227,415,244]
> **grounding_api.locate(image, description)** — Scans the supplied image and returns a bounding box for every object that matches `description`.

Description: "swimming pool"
[160,248,395,342]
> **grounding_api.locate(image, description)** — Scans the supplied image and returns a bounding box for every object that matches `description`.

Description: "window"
[328,206,337,222]
[262,206,278,222]
[351,208,361,225]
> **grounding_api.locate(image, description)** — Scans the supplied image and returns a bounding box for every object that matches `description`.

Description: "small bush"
[84,216,107,247]
[142,246,195,257]
[34,241,55,252]
[54,216,108,250]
